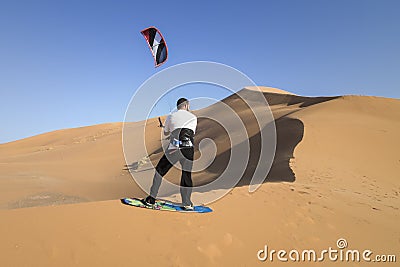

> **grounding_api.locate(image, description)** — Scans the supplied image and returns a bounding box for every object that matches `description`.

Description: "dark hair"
[177,98,188,109]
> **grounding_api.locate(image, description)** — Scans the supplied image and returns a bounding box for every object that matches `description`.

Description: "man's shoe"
[142,195,156,206]
[183,205,194,211]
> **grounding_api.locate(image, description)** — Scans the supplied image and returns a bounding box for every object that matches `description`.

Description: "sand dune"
[0,87,399,266]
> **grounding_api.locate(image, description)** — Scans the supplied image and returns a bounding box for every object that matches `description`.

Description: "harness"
[170,128,194,148]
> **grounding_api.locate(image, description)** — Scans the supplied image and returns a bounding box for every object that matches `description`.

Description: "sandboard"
[121,198,212,213]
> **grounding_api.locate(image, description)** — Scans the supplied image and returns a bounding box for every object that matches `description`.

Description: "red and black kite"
[141,26,168,67]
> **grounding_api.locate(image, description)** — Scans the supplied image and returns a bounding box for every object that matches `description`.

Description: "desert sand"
[0,86,399,266]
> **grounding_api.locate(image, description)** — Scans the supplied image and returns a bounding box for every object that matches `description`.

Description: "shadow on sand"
[124,94,339,193]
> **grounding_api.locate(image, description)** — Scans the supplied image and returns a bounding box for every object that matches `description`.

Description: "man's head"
[177,97,189,111]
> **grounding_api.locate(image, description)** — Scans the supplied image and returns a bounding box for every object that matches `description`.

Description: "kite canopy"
[141,26,168,67]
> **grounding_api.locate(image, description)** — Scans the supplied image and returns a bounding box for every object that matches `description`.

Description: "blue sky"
[0,0,399,143]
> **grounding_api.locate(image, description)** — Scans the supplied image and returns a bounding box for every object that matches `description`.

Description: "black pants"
[149,147,194,206]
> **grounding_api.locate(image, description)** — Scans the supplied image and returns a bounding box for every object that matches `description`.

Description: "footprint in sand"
[298,190,310,195]
[197,243,222,263]
[223,233,233,246]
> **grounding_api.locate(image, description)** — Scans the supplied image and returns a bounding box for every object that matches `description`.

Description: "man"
[143,98,197,210]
